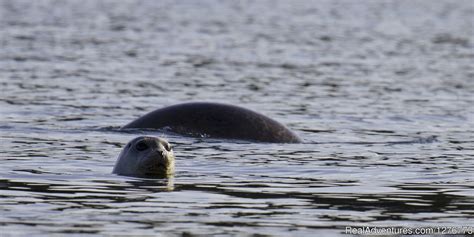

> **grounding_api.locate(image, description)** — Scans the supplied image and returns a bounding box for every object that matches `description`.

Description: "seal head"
[113,136,175,178]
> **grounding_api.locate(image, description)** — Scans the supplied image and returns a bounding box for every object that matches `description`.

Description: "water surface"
[1,0,473,236]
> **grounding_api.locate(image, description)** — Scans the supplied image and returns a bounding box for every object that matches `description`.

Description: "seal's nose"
[151,139,165,152]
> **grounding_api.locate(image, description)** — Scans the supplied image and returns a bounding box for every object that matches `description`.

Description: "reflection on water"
[1,0,473,235]
[1,163,473,235]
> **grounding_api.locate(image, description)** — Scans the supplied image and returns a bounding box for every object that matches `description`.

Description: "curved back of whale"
[122,102,302,143]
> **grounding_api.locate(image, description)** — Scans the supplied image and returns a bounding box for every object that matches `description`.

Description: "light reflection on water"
[1,0,473,235]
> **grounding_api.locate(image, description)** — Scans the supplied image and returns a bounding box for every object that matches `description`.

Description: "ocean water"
[1,0,473,236]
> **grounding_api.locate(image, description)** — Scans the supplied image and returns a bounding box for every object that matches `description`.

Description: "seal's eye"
[135,140,149,151]
[163,143,171,152]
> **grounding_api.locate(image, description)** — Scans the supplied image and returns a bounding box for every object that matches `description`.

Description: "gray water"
[1,0,473,236]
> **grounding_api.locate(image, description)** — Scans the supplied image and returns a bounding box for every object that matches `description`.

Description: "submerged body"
[113,136,174,178]
[122,102,301,143]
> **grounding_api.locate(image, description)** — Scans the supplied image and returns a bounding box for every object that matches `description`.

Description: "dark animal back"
[122,102,301,143]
